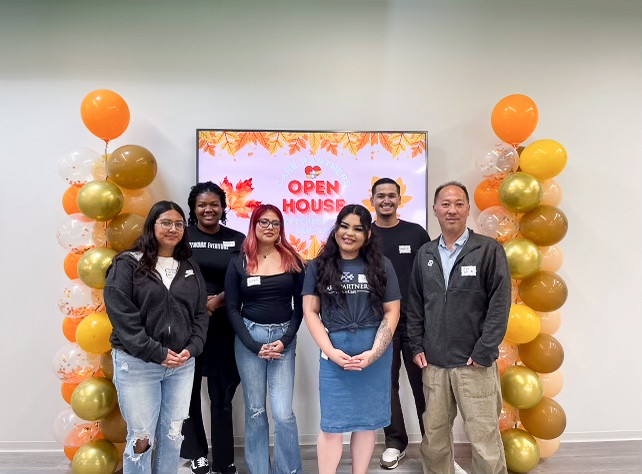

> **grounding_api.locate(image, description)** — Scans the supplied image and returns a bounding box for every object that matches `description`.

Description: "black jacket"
[104,253,209,364]
[406,230,511,368]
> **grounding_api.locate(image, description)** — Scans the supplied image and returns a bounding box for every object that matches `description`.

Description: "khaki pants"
[420,363,507,474]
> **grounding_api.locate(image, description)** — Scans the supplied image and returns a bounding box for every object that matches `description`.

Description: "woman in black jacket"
[104,201,209,474]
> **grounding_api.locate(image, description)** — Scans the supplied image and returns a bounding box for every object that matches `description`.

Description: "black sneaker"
[190,456,211,474]
[220,464,237,474]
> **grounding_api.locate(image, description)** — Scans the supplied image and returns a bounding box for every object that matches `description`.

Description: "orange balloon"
[474,177,502,211]
[61,382,79,404]
[519,271,568,312]
[497,340,518,376]
[64,252,83,280]
[539,245,564,273]
[535,436,561,458]
[519,397,566,440]
[121,188,153,217]
[62,185,82,215]
[491,94,538,146]
[518,333,564,374]
[540,179,563,206]
[538,369,564,398]
[62,316,84,343]
[80,90,130,142]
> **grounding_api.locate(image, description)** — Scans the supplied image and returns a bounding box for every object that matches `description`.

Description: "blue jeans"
[112,348,195,474]
[235,319,302,474]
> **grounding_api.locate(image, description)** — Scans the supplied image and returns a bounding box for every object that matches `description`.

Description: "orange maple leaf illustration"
[220,177,262,218]
[288,235,308,255]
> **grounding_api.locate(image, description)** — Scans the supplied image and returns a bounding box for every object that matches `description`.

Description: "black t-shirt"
[187,225,245,295]
[371,220,429,317]
[302,256,400,333]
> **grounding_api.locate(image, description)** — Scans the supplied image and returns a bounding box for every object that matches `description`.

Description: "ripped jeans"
[235,319,302,474]
[112,348,195,474]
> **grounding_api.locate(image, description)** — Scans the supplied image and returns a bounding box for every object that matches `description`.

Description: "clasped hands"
[162,348,191,368]
[259,340,285,360]
[328,348,374,371]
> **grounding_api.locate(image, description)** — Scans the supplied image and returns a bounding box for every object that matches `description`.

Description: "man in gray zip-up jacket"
[407,182,510,474]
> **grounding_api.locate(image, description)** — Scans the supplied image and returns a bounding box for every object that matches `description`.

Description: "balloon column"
[54,90,157,473]
[476,94,568,472]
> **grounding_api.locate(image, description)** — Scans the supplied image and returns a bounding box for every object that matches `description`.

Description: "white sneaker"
[380,448,406,469]
[454,461,468,474]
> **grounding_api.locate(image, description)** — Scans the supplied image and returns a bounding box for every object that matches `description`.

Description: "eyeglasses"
[156,220,186,231]
[257,218,281,229]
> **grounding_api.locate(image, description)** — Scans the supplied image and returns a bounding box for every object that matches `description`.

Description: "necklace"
[262,249,276,259]
[157,258,178,278]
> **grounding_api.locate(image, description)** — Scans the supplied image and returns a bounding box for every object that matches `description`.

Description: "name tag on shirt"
[247,276,261,286]
[223,240,236,249]
[461,265,477,277]
[398,245,411,254]
[358,274,368,284]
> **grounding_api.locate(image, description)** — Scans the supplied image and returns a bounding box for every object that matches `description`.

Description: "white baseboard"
[1,431,640,452]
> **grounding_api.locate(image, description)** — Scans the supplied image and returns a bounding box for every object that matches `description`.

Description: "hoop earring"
[276,235,282,245]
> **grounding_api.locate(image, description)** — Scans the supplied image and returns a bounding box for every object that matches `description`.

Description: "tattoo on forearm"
[368,315,394,365]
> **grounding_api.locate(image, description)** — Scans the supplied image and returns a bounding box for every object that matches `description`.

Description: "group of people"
[103,177,511,474]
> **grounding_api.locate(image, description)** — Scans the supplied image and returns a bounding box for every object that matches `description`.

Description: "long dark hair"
[128,201,192,275]
[316,204,386,315]
[187,181,228,226]
[242,204,303,275]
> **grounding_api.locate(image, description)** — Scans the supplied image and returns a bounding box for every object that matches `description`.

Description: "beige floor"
[0,440,640,473]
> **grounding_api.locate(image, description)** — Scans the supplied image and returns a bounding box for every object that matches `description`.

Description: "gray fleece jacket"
[406,229,511,368]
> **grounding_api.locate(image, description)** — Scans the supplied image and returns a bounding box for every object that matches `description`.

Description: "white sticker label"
[461,265,477,277]
[247,276,261,286]
[398,245,411,254]
[427,259,434,267]
[223,240,236,248]
[357,274,368,284]
[320,350,329,360]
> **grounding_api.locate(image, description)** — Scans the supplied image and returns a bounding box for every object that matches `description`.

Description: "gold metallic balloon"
[107,145,157,189]
[519,333,564,374]
[106,212,145,252]
[519,397,567,440]
[503,238,542,279]
[502,428,541,473]
[520,205,568,246]
[71,439,119,474]
[77,181,124,222]
[519,271,568,312]
[71,376,118,421]
[501,365,543,409]
[101,405,127,443]
[77,247,117,289]
[498,172,543,213]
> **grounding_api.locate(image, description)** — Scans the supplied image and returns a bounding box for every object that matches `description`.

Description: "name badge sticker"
[247,276,261,287]
[223,240,236,248]
[461,265,477,277]
[357,274,368,284]
[398,245,411,254]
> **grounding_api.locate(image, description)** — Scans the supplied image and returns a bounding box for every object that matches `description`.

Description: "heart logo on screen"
[305,166,322,179]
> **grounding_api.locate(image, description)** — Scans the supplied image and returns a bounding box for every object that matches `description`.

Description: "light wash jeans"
[235,319,302,474]
[112,348,195,474]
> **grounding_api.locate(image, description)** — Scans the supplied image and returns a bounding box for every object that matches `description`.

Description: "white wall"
[1,0,641,450]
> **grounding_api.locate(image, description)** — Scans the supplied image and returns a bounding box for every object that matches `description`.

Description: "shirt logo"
[341,272,354,283]
[398,245,411,254]
[185,270,194,277]
[247,276,261,286]
[357,274,368,284]
[461,265,477,277]
[427,259,434,267]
